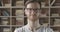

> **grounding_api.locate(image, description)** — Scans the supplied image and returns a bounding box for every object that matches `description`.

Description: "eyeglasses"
[25,8,41,13]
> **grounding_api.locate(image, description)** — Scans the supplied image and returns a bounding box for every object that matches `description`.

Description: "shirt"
[14,25,54,32]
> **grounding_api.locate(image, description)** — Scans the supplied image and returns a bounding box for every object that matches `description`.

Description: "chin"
[28,16,39,21]
[30,18,38,21]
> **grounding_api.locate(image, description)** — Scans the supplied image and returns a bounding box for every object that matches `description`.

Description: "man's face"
[25,2,41,21]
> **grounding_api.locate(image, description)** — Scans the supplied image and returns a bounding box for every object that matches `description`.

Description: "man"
[14,0,54,32]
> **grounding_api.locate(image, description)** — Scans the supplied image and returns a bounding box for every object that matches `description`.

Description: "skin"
[25,2,41,21]
[25,2,41,31]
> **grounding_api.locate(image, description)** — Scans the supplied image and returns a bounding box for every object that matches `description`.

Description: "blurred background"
[0,0,60,32]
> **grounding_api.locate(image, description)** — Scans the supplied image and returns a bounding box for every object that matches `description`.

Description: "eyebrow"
[27,8,40,9]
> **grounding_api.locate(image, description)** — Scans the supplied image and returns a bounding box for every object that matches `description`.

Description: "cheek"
[37,13,40,16]
[26,12,30,16]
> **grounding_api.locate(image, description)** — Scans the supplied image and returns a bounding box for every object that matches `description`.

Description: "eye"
[29,8,32,10]
[35,9,38,11]
[26,8,31,11]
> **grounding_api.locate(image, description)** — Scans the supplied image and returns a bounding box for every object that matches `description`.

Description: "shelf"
[0,6,24,8]
[42,6,60,8]
[51,6,60,8]
[0,6,11,8]
[0,0,60,32]
[50,25,60,27]
[0,16,10,17]
[1,16,60,18]
[24,16,49,18]
[0,6,60,8]
[51,16,60,18]
[0,25,10,27]
[0,16,24,17]
[0,25,22,27]
[12,6,24,8]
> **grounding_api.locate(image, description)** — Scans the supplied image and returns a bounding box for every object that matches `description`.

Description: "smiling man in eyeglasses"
[14,0,54,32]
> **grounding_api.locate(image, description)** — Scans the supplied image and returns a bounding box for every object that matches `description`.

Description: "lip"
[31,15,36,16]
[31,15,37,17]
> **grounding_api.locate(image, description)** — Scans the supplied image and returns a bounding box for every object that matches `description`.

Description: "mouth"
[31,14,36,16]
[31,15,37,17]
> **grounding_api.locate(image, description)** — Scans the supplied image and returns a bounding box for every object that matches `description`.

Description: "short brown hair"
[25,0,41,9]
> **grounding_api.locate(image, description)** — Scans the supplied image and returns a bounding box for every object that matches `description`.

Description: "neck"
[27,19,40,30]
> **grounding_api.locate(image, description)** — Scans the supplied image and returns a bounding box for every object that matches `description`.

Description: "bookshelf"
[0,0,60,32]
[50,0,60,32]
[50,8,60,32]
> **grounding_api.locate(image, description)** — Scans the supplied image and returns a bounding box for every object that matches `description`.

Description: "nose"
[31,10,36,15]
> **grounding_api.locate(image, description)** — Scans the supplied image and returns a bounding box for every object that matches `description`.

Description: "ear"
[39,10,41,16]
[25,9,27,15]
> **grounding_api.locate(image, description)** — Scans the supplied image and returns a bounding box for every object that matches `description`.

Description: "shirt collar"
[26,19,41,31]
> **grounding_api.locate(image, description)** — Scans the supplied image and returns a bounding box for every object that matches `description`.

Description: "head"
[25,0,41,21]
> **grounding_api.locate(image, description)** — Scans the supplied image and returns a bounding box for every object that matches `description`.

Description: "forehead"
[26,2,40,8]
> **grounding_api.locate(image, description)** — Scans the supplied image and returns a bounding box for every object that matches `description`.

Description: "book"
[3,28,10,32]
[2,21,9,25]
[54,19,60,25]
[52,13,59,16]
[16,1,24,6]
[41,2,46,7]
[40,14,47,17]
[4,4,11,7]
[3,11,10,16]
[16,17,24,21]
[16,18,24,25]
[1,17,8,19]
[16,10,24,16]
[54,30,59,32]
[0,0,2,6]
[2,9,10,16]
